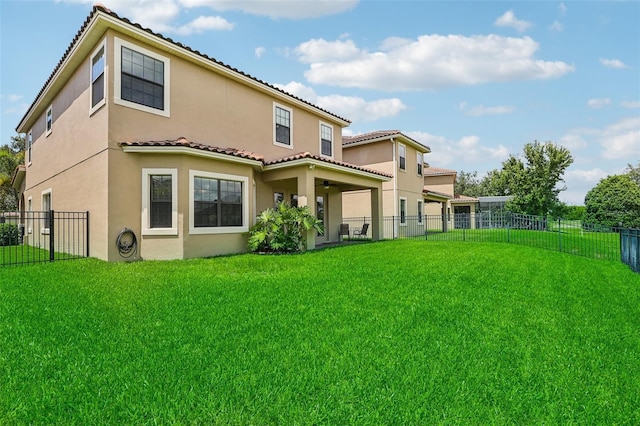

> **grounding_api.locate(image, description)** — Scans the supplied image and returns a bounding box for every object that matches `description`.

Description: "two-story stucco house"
[341,130,430,236]
[13,5,390,261]
[423,166,478,230]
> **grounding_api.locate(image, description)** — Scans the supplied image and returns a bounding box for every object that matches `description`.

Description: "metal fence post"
[558,217,562,253]
[49,210,55,262]
[86,211,90,258]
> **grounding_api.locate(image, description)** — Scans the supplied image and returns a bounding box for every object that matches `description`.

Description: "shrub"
[248,202,323,253]
[0,223,19,246]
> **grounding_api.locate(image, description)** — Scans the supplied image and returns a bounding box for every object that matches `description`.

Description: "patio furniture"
[338,223,350,241]
[353,223,369,239]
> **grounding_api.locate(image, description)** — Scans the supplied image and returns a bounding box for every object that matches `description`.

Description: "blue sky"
[1,0,638,205]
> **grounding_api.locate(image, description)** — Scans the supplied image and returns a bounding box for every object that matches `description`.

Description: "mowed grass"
[1,240,639,424]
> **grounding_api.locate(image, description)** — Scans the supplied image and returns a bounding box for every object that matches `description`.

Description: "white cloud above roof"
[408,131,509,168]
[179,0,358,19]
[461,104,516,117]
[274,81,406,122]
[296,34,574,91]
[494,10,532,32]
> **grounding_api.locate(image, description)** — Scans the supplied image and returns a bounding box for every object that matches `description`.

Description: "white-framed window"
[114,37,170,117]
[398,143,406,171]
[320,122,333,157]
[90,38,107,114]
[417,152,423,176]
[417,199,424,224]
[27,197,32,234]
[399,197,407,226]
[27,131,32,164]
[189,170,249,235]
[273,103,293,148]
[142,168,178,236]
[41,189,52,234]
[45,105,53,136]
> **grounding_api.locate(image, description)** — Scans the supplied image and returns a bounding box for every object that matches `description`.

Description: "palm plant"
[248,202,323,253]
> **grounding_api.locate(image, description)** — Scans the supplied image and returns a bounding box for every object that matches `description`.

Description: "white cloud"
[621,100,640,109]
[274,81,406,122]
[255,46,266,58]
[407,131,509,168]
[559,3,567,15]
[559,133,587,150]
[494,10,532,32]
[587,98,611,109]
[59,0,233,34]
[561,168,610,205]
[297,34,574,91]
[461,104,516,117]
[174,15,234,35]
[599,58,628,69]
[600,117,640,160]
[294,39,362,63]
[179,0,358,20]
[549,21,564,32]
[5,94,23,102]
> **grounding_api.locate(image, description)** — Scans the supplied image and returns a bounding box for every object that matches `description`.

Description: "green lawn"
[2,240,639,424]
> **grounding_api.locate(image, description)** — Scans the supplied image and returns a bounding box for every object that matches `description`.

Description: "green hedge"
[0,223,20,246]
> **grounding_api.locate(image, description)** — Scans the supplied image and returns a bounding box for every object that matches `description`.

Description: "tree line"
[454,141,640,228]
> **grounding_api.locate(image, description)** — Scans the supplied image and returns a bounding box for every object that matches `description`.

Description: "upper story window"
[27,131,32,164]
[274,103,292,148]
[142,168,178,236]
[45,105,53,136]
[90,40,106,113]
[398,143,406,171]
[320,122,333,157]
[417,152,423,176]
[114,38,170,117]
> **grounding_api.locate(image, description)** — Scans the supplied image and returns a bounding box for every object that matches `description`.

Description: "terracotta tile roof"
[120,139,392,179]
[17,4,349,132]
[342,130,430,152]
[265,152,392,178]
[120,138,264,162]
[343,130,403,145]
[451,194,479,203]
[423,166,457,176]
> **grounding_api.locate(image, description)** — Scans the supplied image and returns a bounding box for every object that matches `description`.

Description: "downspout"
[390,137,397,238]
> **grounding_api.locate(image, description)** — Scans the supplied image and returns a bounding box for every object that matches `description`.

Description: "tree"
[584,174,640,228]
[454,170,483,197]
[625,162,640,186]
[0,135,25,211]
[494,141,573,217]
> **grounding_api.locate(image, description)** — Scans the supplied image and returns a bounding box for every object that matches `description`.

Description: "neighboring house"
[13,5,390,261]
[341,130,430,236]
[423,166,478,230]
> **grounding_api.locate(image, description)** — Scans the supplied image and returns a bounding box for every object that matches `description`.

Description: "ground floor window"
[417,200,424,224]
[189,170,248,234]
[400,197,407,225]
[142,168,178,236]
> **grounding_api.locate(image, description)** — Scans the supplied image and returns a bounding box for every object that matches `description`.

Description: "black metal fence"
[343,212,637,272]
[0,210,89,266]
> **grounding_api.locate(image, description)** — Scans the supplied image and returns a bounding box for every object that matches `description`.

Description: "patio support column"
[370,187,383,241]
[297,169,316,250]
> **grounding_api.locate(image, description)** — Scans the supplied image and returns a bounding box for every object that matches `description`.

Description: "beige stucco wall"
[21,38,110,260]
[424,174,455,196]
[105,31,344,163]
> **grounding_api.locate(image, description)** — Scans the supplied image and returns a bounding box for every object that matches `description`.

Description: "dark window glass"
[150,175,172,228]
[399,145,406,170]
[275,106,290,145]
[121,46,164,110]
[92,47,105,107]
[321,124,332,156]
[194,177,243,227]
